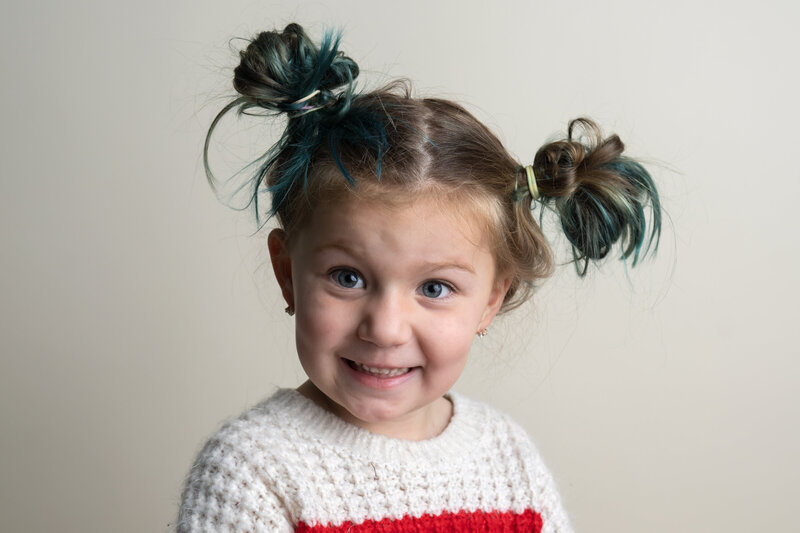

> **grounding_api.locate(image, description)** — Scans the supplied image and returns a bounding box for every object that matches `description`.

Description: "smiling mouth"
[344,359,413,377]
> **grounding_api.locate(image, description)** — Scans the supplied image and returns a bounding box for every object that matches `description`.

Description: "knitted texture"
[177,389,573,533]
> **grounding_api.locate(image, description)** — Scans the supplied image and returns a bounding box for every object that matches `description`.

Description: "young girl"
[178,23,660,533]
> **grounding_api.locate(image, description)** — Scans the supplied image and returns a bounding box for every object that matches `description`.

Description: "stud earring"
[285,305,295,316]
[476,328,488,338]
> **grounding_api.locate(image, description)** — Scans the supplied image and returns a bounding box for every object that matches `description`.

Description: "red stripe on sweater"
[297,508,542,532]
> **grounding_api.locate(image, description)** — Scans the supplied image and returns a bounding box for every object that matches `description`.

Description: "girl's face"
[268,193,509,440]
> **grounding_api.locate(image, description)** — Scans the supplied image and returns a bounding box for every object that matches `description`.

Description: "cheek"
[418,334,472,394]
[295,303,348,384]
[294,287,354,354]
[419,317,476,368]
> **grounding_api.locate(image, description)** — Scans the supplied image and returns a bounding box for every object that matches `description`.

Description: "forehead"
[294,191,495,267]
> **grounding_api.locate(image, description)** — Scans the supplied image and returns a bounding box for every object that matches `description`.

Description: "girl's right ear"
[267,229,294,309]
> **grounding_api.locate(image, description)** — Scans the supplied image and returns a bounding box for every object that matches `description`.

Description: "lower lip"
[340,358,418,389]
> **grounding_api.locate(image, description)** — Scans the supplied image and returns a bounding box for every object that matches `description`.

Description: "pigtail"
[527,118,661,275]
[204,24,387,225]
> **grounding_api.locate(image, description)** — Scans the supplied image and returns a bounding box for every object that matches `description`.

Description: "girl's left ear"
[479,276,512,330]
[267,229,294,309]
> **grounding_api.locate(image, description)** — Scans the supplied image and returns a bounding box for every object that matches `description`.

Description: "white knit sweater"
[177,389,573,532]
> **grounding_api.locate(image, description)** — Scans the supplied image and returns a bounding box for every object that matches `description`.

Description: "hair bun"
[533,118,661,274]
[232,23,359,116]
[205,23,388,224]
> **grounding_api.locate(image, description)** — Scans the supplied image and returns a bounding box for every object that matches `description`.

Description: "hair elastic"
[293,89,320,105]
[288,89,334,117]
[524,165,540,200]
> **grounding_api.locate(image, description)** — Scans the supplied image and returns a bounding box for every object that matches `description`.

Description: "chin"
[341,396,410,422]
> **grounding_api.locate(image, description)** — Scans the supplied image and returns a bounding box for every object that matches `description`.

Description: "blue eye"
[331,269,364,289]
[420,280,452,299]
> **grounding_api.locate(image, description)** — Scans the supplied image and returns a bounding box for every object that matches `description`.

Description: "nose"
[356,289,413,348]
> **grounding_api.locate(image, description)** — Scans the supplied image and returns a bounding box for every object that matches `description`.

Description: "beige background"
[2,1,798,531]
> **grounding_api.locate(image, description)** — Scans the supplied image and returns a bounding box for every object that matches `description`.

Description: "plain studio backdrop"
[1,1,798,531]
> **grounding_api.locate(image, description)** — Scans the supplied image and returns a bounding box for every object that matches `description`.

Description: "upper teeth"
[352,361,411,377]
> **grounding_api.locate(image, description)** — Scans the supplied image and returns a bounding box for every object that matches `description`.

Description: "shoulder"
[186,389,298,472]
[176,389,299,532]
[449,392,575,533]
[449,391,539,451]
[448,392,554,481]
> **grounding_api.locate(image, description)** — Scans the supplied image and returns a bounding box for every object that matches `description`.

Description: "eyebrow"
[421,261,476,275]
[313,243,476,275]
[312,242,360,256]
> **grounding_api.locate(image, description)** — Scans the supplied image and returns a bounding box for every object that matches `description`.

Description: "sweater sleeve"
[176,429,293,533]
[528,447,574,533]
[508,419,575,533]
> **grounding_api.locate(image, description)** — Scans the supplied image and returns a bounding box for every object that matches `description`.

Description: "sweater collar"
[266,388,490,464]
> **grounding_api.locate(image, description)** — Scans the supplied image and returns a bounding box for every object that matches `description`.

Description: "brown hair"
[206,24,661,312]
